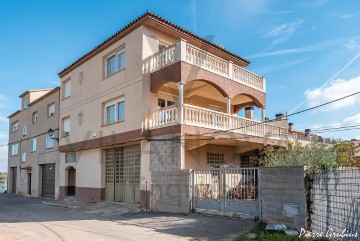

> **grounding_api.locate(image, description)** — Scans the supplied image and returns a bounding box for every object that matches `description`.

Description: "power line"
[312,123,360,131]
[313,127,360,134]
[287,91,360,117]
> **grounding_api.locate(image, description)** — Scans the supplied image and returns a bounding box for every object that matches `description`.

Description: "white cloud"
[252,58,307,74]
[314,0,329,6]
[334,12,360,19]
[305,76,360,111]
[266,19,303,46]
[344,39,360,51]
[343,113,360,124]
[0,117,8,123]
[248,39,339,58]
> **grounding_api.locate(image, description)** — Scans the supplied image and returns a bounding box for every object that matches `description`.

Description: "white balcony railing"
[144,104,288,140]
[148,39,266,92]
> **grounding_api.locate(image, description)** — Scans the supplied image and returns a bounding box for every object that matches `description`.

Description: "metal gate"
[190,168,261,218]
[105,145,141,203]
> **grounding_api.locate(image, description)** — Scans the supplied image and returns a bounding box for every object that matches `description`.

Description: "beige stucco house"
[56,11,289,212]
[7,88,60,199]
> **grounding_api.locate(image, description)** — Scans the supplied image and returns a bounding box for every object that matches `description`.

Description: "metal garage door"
[42,163,55,199]
[105,145,141,203]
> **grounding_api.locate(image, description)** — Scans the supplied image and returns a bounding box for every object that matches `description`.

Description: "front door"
[11,167,17,194]
[105,145,141,203]
[27,173,32,195]
[42,164,55,199]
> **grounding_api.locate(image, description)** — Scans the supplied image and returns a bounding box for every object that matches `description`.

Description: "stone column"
[261,108,265,122]
[178,82,184,124]
[227,97,231,114]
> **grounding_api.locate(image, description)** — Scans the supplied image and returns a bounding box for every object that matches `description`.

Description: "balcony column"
[226,97,231,114]
[178,82,184,124]
[227,97,232,130]
[261,108,266,122]
[228,61,233,79]
[175,39,187,62]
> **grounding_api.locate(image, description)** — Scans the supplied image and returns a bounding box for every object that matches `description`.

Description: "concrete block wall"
[150,134,190,213]
[261,167,306,231]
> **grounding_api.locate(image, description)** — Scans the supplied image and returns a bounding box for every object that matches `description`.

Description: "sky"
[1,0,360,171]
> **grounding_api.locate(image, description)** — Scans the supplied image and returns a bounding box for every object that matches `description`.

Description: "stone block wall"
[261,167,306,231]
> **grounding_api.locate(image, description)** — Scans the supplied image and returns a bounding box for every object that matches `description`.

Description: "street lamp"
[47,128,59,141]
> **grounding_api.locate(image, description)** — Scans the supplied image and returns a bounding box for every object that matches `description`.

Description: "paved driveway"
[0,194,255,241]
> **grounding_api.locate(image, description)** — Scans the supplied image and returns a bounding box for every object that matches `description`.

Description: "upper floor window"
[46,133,55,149]
[63,79,71,99]
[24,100,29,109]
[12,121,19,133]
[22,126,27,136]
[32,112,38,124]
[11,144,18,156]
[104,98,125,125]
[48,103,55,117]
[63,116,70,137]
[22,153,26,163]
[31,138,37,152]
[159,42,168,51]
[106,48,126,77]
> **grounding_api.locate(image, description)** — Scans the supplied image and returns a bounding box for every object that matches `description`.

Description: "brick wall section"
[261,167,306,230]
[311,168,360,235]
[150,134,190,213]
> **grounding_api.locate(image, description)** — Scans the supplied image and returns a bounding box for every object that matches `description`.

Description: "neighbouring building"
[7,88,60,198]
[56,11,289,212]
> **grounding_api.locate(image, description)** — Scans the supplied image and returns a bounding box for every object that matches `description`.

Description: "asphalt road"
[0,194,255,241]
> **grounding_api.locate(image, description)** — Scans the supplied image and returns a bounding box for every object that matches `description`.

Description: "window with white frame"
[22,126,27,136]
[157,93,177,109]
[32,112,38,124]
[106,48,126,77]
[48,103,55,117]
[22,153,26,163]
[104,98,125,125]
[63,79,71,98]
[24,100,29,109]
[31,138,37,152]
[63,116,70,136]
[12,121,19,132]
[46,133,55,149]
[11,144,18,156]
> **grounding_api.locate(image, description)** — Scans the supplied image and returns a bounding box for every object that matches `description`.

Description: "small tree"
[333,142,359,167]
[258,141,340,173]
